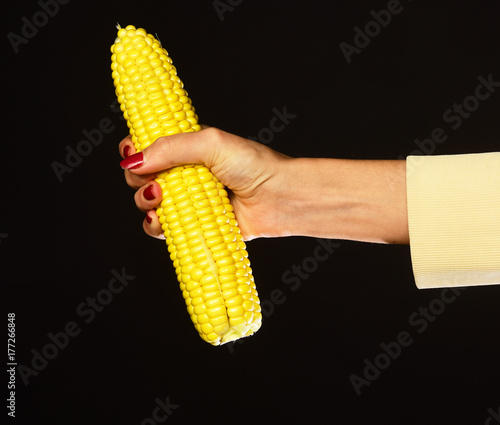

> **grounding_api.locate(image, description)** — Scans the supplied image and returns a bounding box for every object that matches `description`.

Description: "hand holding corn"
[111,25,266,345]
[119,129,290,241]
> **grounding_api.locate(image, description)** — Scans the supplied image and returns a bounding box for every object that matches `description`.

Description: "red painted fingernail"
[120,152,143,170]
[145,212,152,224]
[143,184,155,201]
[123,145,131,158]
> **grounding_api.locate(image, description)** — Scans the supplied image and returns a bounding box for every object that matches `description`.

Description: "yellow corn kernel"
[111,24,262,345]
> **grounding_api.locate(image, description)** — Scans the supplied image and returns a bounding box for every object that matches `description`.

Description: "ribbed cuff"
[406,152,500,289]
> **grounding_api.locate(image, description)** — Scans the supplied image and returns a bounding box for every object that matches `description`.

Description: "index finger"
[118,134,135,159]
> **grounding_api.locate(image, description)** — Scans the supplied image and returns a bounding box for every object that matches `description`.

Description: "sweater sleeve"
[406,152,500,289]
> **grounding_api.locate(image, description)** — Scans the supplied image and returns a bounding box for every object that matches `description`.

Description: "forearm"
[279,158,409,244]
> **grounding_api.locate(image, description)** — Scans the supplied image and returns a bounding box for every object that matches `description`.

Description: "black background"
[2,0,500,424]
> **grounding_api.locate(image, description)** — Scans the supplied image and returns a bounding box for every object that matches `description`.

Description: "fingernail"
[145,212,152,224]
[123,145,131,158]
[120,152,143,170]
[143,184,155,201]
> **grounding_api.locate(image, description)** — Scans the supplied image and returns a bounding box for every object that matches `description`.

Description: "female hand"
[118,127,293,241]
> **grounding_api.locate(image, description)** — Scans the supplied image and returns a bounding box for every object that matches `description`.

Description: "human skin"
[119,127,409,245]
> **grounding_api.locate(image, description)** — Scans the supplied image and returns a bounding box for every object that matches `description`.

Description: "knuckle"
[124,171,140,190]
[205,126,225,143]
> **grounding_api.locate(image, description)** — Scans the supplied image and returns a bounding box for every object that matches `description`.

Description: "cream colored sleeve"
[406,152,500,289]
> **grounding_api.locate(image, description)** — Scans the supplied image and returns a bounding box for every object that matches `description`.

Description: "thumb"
[120,127,219,175]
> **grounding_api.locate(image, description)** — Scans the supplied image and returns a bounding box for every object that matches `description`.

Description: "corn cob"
[110,24,262,345]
